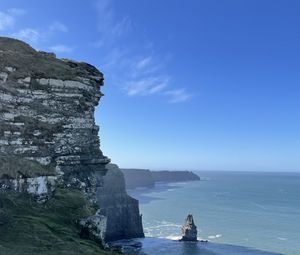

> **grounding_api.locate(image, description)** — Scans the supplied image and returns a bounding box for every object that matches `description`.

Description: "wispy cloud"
[125,76,169,96]
[94,0,131,47]
[49,21,68,33]
[8,14,71,51]
[0,8,25,31]
[92,0,192,103]
[0,7,69,47]
[13,28,41,44]
[164,89,192,103]
[136,57,152,70]
[49,44,74,53]
[0,12,14,31]
[12,21,69,45]
[7,8,26,16]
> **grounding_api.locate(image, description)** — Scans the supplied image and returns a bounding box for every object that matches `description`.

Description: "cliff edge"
[0,37,143,253]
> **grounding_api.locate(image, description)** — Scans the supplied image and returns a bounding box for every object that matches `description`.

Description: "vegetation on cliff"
[0,189,116,255]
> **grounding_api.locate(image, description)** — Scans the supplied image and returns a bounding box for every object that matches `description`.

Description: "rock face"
[0,37,143,242]
[0,37,109,200]
[96,164,144,241]
[181,214,198,241]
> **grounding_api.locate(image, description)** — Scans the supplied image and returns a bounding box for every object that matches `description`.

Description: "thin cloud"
[92,1,192,103]
[12,20,69,46]
[94,0,131,47]
[13,28,41,44]
[50,44,74,54]
[0,12,14,31]
[125,76,169,96]
[164,89,192,103]
[7,8,26,16]
[136,57,152,70]
[0,8,25,31]
[49,21,68,33]
[102,47,128,69]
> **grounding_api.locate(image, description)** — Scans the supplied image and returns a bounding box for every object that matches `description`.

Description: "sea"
[121,171,300,255]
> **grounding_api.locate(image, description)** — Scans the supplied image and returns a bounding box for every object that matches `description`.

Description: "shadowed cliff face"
[0,37,144,243]
[97,164,144,241]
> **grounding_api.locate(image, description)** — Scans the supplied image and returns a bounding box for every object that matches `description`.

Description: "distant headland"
[120,169,200,189]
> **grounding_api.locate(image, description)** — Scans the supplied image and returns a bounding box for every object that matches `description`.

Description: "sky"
[1,0,300,171]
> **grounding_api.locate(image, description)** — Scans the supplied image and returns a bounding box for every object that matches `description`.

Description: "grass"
[0,36,103,82]
[0,188,117,255]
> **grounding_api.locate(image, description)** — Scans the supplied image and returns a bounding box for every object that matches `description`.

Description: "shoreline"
[110,237,286,255]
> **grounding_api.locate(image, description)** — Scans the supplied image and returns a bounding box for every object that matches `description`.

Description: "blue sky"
[1,0,300,171]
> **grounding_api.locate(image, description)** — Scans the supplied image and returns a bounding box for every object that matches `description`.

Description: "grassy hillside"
[0,188,116,255]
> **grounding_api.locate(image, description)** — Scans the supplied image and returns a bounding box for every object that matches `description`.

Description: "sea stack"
[181,214,198,241]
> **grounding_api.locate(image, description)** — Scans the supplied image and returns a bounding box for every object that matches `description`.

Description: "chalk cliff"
[0,37,143,249]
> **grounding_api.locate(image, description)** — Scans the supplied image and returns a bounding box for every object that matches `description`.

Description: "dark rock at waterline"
[181,214,198,242]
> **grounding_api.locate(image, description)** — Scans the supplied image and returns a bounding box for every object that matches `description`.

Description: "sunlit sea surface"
[126,171,300,255]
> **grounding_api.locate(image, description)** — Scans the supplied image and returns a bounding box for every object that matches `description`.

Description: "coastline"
[110,237,285,255]
[121,169,200,189]
[125,171,300,255]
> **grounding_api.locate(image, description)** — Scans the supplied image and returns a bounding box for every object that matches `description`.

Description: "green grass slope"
[0,189,116,255]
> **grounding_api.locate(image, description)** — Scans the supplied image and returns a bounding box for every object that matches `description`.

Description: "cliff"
[121,169,200,189]
[151,170,200,182]
[0,37,143,253]
[96,164,144,241]
[120,169,155,189]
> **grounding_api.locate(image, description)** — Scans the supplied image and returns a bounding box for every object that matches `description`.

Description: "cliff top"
[0,36,103,83]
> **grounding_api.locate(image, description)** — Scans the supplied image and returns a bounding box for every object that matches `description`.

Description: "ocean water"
[127,171,300,255]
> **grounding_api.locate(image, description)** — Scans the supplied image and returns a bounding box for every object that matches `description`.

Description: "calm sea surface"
[127,171,300,255]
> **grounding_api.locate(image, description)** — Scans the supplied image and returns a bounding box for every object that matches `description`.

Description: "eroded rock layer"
[0,37,110,198]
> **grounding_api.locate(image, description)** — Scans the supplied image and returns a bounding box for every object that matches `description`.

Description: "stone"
[181,214,198,241]
[79,210,107,245]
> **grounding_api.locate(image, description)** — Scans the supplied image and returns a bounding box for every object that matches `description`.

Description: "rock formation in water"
[181,214,198,241]
[121,169,200,189]
[0,37,144,249]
